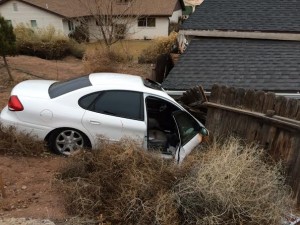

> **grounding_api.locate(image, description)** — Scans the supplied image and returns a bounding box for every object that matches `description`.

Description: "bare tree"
[71,0,141,48]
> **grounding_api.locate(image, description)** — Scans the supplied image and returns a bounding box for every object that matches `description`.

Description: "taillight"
[8,95,24,111]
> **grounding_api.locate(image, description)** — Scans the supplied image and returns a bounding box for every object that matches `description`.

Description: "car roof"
[88,73,170,97]
[89,73,144,88]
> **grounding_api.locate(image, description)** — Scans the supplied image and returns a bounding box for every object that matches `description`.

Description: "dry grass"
[58,139,180,225]
[138,32,178,63]
[87,40,153,60]
[0,125,46,156]
[58,137,292,225]
[83,46,152,78]
[83,46,132,73]
[14,24,84,59]
[175,137,292,225]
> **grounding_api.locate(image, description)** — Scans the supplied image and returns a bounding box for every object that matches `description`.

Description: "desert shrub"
[14,24,70,59]
[58,137,292,225]
[58,139,180,225]
[67,39,86,59]
[68,25,89,43]
[83,45,133,73]
[0,125,46,156]
[138,32,177,63]
[174,137,292,225]
[14,24,37,56]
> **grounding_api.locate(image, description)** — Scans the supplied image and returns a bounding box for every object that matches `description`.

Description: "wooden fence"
[199,84,300,204]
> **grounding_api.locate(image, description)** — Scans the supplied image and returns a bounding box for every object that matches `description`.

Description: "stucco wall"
[87,17,170,41]
[0,0,68,34]
[170,9,182,23]
[127,17,169,39]
[0,1,175,40]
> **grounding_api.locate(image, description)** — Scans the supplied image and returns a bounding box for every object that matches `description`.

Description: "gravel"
[0,218,55,225]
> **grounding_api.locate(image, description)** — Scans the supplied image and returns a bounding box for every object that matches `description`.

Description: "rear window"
[49,76,91,98]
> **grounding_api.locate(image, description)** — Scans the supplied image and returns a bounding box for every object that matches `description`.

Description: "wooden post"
[0,172,6,198]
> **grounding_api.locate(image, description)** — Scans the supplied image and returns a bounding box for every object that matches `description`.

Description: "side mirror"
[200,127,209,136]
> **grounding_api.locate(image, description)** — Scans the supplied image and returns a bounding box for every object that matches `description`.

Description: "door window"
[90,90,144,121]
[173,111,202,146]
[146,96,181,152]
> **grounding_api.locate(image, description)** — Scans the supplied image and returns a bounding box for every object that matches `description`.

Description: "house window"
[6,20,12,26]
[96,16,111,26]
[13,3,18,11]
[138,17,156,27]
[30,20,37,28]
[68,21,74,31]
[114,24,126,39]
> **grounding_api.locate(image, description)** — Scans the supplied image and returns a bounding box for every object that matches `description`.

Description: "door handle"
[89,120,101,125]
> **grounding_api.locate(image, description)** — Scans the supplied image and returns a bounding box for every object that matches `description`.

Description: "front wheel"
[48,129,90,156]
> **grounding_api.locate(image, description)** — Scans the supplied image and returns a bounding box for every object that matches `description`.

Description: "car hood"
[11,80,56,99]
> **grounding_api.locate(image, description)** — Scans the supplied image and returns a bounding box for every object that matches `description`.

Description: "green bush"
[14,24,85,59]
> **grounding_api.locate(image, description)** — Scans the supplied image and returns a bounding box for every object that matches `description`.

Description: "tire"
[48,129,90,156]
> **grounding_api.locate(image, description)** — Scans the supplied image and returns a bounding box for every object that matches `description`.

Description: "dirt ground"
[0,56,86,223]
[0,55,151,223]
[0,156,67,221]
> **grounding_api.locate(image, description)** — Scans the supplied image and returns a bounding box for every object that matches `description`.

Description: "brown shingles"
[16,0,180,18]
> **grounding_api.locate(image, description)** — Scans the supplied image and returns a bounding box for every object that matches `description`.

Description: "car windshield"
[49,75,91,98]
[143,78,163,91]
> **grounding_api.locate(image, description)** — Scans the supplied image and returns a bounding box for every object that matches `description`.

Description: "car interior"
[146,96,180,155]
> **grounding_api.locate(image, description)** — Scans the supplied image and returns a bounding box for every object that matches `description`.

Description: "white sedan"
[0,73,208,163]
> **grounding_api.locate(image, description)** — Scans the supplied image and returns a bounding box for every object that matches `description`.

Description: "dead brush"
[0,125,46,156]
[175,137,292,225]
[138,31,177,63]
[57,137,293,224]
[83,46,133,74]
[58,139,181,225]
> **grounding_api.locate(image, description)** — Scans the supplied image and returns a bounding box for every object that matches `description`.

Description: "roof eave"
[179,29,300,41]
[0,0,67,18]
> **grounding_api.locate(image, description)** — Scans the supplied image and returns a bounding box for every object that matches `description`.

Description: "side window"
[173,111,201,145]
[78,93,99,109]
[13,3,18,11]
[31,20,37,28]
[146,96,181,131]
[92,91,144,121]
[68,21,74,31]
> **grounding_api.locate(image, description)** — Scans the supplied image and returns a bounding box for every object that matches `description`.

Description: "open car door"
[172,110,208,164]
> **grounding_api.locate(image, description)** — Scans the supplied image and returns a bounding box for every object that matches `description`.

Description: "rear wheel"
[48,129,90,156]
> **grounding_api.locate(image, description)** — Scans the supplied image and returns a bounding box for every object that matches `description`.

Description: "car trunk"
[11,80,55,99]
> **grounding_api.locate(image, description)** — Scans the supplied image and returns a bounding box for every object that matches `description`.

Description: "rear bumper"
[0,106,51,140]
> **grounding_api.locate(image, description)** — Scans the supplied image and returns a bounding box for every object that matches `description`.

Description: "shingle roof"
[0,0,182,18]
[181,0,300,32]
[162,38,300,92]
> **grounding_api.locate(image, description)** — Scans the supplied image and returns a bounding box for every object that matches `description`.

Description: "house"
[0,0,185,40]
[162,0,300,97]
[182,0,203,19]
